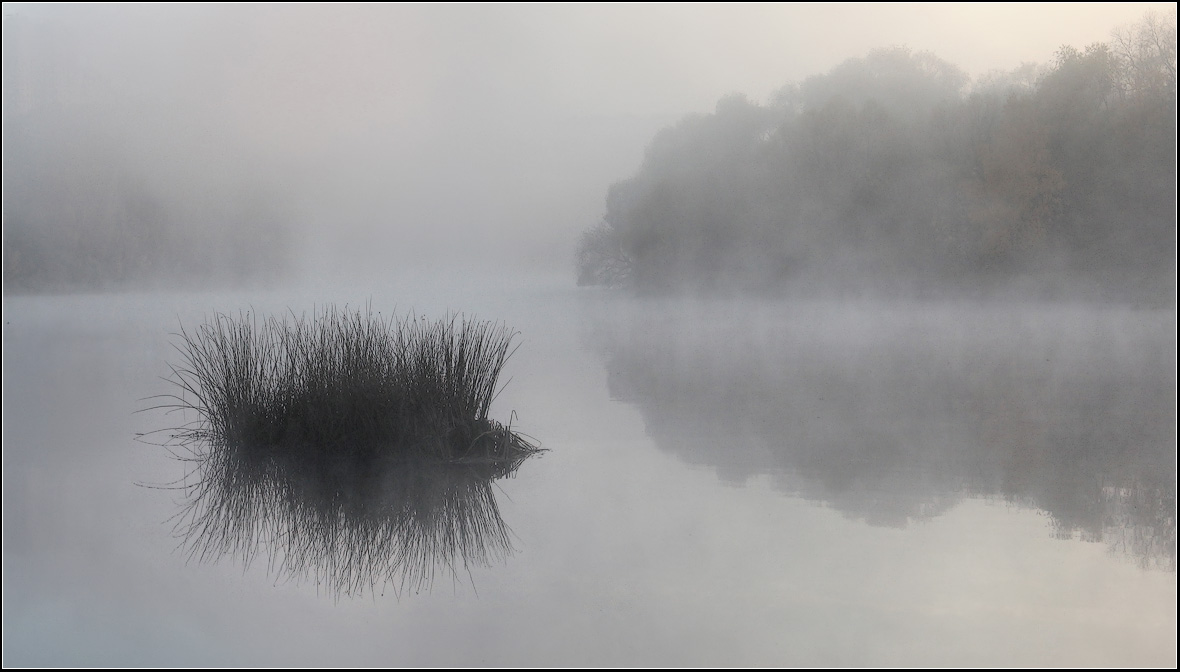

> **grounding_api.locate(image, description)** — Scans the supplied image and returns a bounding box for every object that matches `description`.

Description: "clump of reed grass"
[145,306,543,597]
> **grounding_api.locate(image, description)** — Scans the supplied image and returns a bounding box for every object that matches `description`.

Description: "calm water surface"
[3,271,1175,666]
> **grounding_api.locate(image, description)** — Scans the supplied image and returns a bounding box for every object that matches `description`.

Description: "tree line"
[2,15,293,294]
[3,109,293,293]
[577,12,1176,302]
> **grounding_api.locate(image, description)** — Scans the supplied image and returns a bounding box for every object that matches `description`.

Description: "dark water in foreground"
[3,271,1176,666]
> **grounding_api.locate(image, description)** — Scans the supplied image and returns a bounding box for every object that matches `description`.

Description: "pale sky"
[6,3,1172,133]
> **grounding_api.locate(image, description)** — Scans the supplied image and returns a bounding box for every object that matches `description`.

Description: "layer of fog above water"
[3,271,1175,666]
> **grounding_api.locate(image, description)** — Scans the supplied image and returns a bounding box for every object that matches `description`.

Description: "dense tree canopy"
[577,13,1176,303]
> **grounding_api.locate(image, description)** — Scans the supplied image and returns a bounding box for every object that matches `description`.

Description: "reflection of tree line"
[588,300,1175,570]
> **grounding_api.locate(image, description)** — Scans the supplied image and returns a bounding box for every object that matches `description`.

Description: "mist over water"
[4,277,1175,666]
[3,3,1176,667]
[584,295,1176,567]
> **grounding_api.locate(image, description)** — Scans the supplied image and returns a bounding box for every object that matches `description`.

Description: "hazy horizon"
[4,3,1173,286]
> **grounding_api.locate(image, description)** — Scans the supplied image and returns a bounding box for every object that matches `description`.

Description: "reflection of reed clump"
[152,307,543,596]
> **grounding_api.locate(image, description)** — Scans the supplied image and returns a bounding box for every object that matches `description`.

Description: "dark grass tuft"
[144,306,544,597]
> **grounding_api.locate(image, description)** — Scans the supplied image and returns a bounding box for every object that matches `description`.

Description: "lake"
[3,270,1175,666]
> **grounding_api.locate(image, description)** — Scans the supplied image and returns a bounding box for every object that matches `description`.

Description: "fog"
[3,4,1176,667]
[3,3,1173,288]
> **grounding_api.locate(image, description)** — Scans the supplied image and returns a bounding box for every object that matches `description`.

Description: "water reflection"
[145,307,545,597]
[585,298,1176,570]
[162,443,538,598]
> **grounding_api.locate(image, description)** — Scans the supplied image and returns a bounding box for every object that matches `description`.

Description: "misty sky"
[3,2,1173,279]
